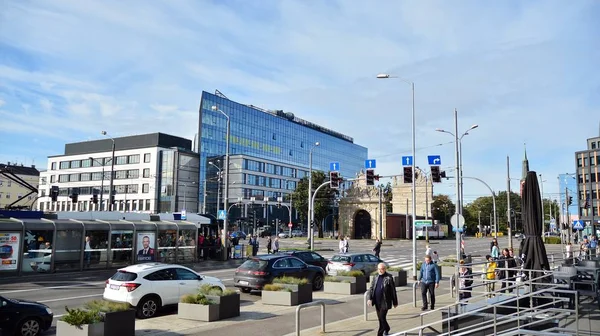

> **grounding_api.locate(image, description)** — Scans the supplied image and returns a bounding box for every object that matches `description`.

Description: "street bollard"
[364,291,369,321]
[450,275,455,298]
[413,282,418,308]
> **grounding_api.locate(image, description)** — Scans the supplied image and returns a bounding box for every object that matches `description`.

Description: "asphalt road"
[1,235,565,335]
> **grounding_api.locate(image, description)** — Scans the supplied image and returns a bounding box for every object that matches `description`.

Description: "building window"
[92,172,103,181]
[116,156,128,165]
[7,181,10,187]
[58,175,69,183]
[91,158,102,167]
[128,155,140,164]
[144,153,151,163]
[593,142,597,149]
[81,159,92,168]
[143,168,150,178]
[5,193,10,199]
[50,175,56,183]
[60,161,70,169]
[116,171,127,179]
[80,173,91,181]
[142,184,150,193]
[71,160,81,168]
[69,173,80,182]
[51,162,56,170]
[127,169,139,179]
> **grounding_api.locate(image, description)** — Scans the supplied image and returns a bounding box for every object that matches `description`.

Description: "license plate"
[238,281,249,286]
[110,284,120,290]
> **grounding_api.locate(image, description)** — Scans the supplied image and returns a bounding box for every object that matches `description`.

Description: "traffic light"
[431,166,441,183]
[50,186,59,202]
[403,167,413,183]
[69,188,79,203]
[568,196,573,206]
[440,171,447,179]
[330,171,340,189]
[366,169,375,186]
[92,188,99,204]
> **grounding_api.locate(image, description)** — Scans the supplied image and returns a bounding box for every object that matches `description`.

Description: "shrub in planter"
[336,270,367,293]
[83,300,135,336]
[262,283,301,306]
[57,307,104,336]
[178,294,218,322]
[324,271,366,294]
[273,276,312,304]
[198,284,240,319]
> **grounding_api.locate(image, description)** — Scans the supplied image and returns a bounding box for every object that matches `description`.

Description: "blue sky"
[1,0,599,203]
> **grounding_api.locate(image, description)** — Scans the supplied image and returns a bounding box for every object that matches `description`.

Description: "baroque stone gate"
[338,171,430,239]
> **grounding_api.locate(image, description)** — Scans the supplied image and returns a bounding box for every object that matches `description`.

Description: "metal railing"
[295,301,325,336]
[391,266,581,336]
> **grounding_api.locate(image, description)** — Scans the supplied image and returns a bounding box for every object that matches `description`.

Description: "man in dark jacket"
[418,255,440,311]
[367,263,398,336]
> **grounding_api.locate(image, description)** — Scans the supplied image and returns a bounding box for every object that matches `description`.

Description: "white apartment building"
[37,133,200,214]
[0,163,40,209]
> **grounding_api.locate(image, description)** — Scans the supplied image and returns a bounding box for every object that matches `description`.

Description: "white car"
[278,232,289,238]
[103,263,226,318]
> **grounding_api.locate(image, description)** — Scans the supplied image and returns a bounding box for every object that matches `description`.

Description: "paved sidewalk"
[282,293,456,336]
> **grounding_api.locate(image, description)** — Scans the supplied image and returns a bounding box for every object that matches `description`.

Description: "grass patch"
[544,237,561,244]
[273,276,309,285]
[324,276,341,282]
[83,300,130,313]
[263,284,292,292]
[388,266,404,272]
[180,293,214,305]
[198,284,235,296]
[336,270,364,277]
[442,258,458,263]
[61,307,103,327]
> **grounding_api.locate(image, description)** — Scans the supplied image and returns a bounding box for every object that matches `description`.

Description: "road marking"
[39,294,103,303]
[222,278,233,281]
[0,282,106,295]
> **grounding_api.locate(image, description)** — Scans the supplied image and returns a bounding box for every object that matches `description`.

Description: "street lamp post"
[376,73,417,280]
[89,157,109,211]
[308,142,320,251]
[211,106,230,261]
[101,131,116,211]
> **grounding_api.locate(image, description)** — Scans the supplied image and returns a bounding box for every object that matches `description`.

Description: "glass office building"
[198,90,368,225]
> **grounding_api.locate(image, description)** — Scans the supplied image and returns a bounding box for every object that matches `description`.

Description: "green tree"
[431,194,455,224]
[378,182,393,212]
[291,171,337,238]
[464,191,522,233]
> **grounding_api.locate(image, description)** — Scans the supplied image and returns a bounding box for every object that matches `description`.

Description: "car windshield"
[331,255,351,262]
[239,258,268,271]
[110,271,137,281]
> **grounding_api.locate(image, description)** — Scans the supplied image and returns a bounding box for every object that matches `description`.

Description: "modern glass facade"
[559,173,579,223]
[198,90,368,222]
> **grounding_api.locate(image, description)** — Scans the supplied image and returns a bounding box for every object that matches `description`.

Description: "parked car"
[103,263,225,319]
[279,250,328,271]
[234,254,325,292]
[230,231,247,240]
[0,295,53,336]
[278,232,289,238]
[326,253,388,276]
[291,230,305,237]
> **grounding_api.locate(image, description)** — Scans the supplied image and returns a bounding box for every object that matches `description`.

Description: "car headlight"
[46,307,53,315]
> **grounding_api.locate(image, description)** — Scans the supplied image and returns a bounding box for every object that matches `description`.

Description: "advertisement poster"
[136,232,156,263]
[0,232,21,271]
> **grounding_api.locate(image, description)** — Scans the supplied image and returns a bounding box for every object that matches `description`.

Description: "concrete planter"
[370,273,407,287]
[101,309,135,336]
[323,281,356,294]
[280,283,313,304]
[56,320,104,336]
[335,275,367,293]
[177,303,219,322]
[262,290,299,306]
[206,293,240,319]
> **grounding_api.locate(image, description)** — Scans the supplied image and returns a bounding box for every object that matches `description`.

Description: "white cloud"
[0,0,598,199]
[0,98,5,107]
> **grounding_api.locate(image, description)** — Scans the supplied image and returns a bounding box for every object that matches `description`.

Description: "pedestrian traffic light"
[568,196,573,206]
[431,166,441,183]
[330,171,340,189]
[92,188,99,204]
[366,169,375,186]
[403,167,413,184]
[50,186,59,202]
[69,188,79,203]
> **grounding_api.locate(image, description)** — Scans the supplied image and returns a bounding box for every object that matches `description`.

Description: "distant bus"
[416,224,447,239]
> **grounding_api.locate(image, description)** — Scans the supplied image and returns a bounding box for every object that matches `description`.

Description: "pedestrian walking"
[338,236,345,253]
[273,237,280,253]
[373,239,382,258]
[459,260,473,301]
[482,254,497,297]
[491,240,499,259]
[266,236,272,254]
[367,263,398,336]
[424,244,431,257]
[418,255,440,311]
[431,251,439,264]
[343,236,349,253]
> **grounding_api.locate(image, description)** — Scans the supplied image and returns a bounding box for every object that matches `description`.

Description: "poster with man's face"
[136,232,156,262]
